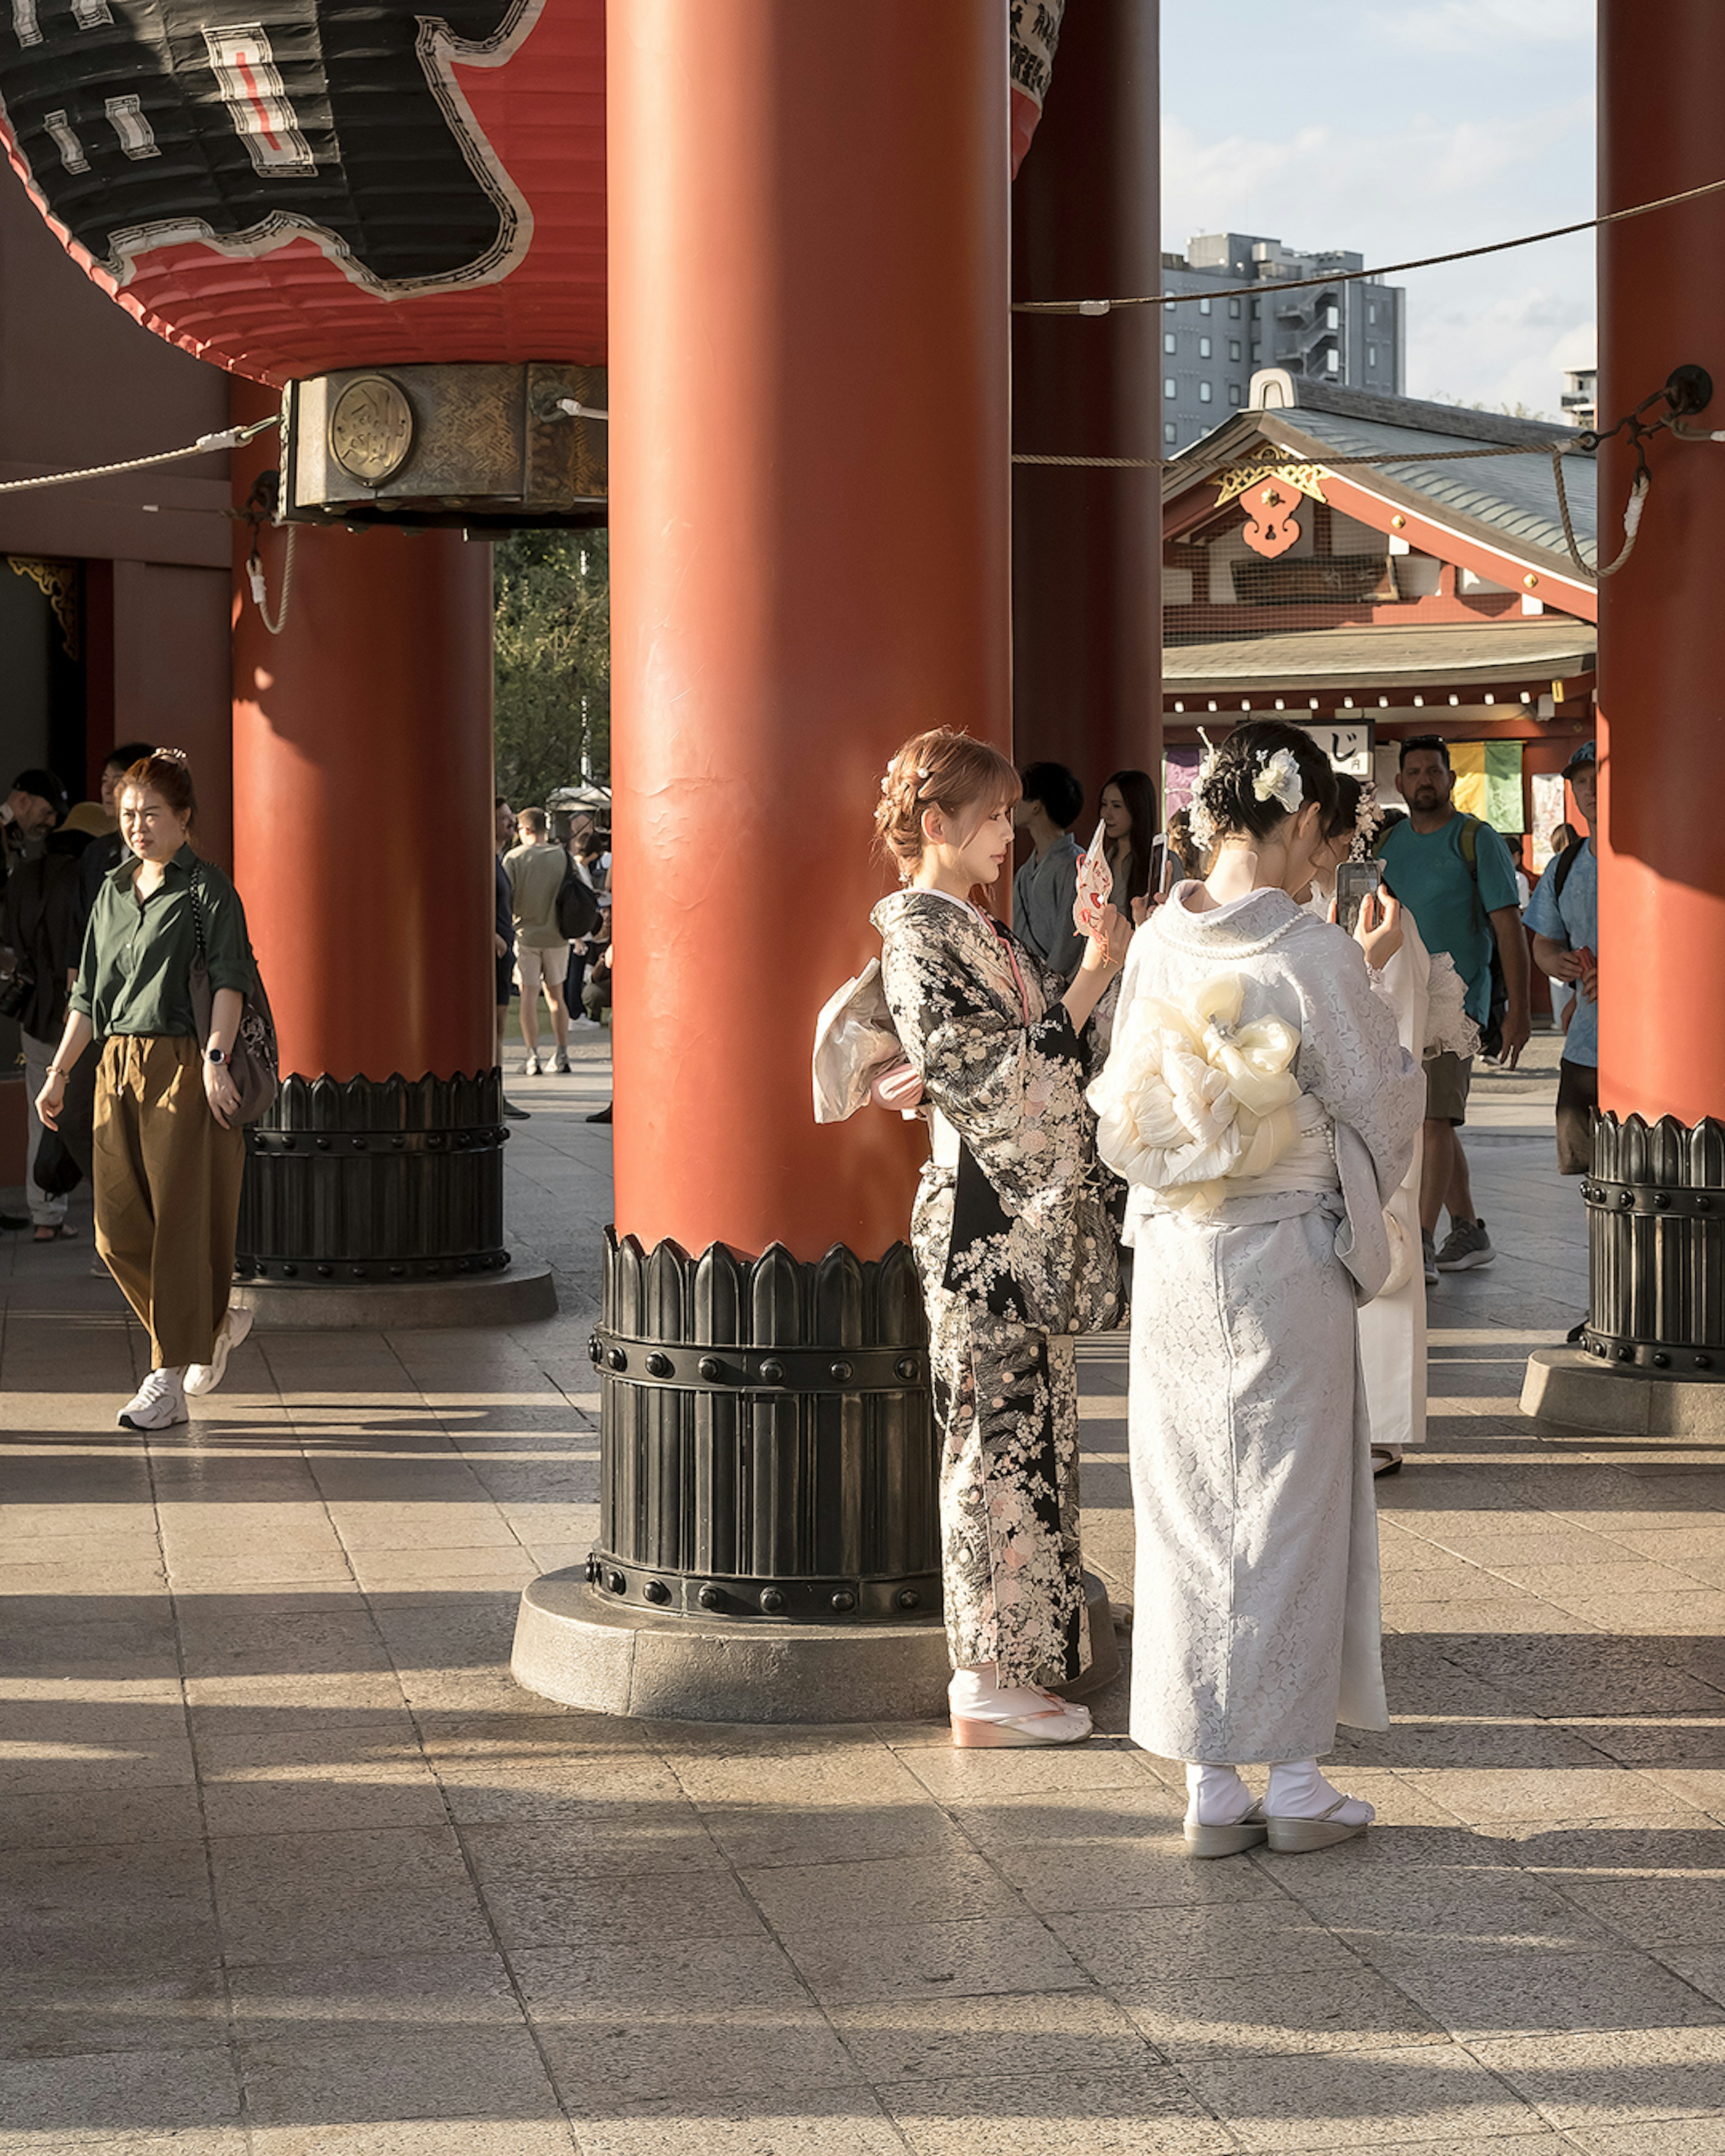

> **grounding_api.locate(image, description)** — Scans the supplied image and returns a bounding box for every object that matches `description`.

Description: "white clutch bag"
[812,960,904,1123]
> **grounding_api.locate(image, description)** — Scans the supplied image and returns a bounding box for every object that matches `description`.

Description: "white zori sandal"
[948,1671,1092,1749]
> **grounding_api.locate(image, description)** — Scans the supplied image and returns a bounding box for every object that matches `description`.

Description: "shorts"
[1556,1057,1598,1176]
[1424,1049,1473,1127]
[515,942,570,993]
[495,954,513,1006]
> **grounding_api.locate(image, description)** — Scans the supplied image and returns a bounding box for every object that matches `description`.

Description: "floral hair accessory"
[154,746,190,765]
[1350,778,1386,861]
[1187,728,1221,856]
[1252,747,1304,815]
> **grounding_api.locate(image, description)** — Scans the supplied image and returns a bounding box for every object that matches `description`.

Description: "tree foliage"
[492,529,610,811]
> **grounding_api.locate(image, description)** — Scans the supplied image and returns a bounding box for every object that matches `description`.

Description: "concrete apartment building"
[1159,231,1406,451]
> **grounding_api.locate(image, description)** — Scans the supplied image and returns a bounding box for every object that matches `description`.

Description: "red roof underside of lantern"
[0,0,605,386]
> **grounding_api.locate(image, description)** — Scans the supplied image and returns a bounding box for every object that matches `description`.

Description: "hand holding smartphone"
[1335,860,1384,936]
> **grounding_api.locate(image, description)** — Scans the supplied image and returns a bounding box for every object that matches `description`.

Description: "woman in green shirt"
[36,750,258,1430]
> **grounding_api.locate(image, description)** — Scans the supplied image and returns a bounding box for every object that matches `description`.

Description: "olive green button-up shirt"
[71,844,256,1040]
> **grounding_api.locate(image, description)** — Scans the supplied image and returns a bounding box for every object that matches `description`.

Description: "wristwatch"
[206,1047,226,1065]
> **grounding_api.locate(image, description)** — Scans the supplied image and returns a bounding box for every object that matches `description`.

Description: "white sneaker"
[552,1049,571,1074]
[522,1052,543,1077]
[118,1368,189,1431]
[185,1305,255,1396]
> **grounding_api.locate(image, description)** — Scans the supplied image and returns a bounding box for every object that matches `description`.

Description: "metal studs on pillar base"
[232,1070,556,1329]
[1523,1113,1725,1437]
[511,1230,956,1723]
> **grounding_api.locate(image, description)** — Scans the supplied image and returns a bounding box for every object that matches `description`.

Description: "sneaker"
[1422,1229,1438,1286]
[118,1368,188,1431]
[1435,1217,1495,1272]
[552,1049,571,1074]
[185,1305,255,1397]
[502,1097,531,1121]
[522,1052,543,1077]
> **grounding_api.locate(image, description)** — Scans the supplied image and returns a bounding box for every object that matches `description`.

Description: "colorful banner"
[1450,741,1524,834]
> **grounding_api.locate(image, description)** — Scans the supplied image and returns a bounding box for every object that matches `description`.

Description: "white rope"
[0,413,280,495]
[246,523,297,638]
[1552,447,1645,580]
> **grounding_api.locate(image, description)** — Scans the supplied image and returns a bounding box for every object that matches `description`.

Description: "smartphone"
[1149,834,1169,897]
[1335,860,1383,936]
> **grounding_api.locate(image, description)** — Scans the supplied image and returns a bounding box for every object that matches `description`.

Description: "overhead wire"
[0,412,280,495]
[1013,173,1725,315]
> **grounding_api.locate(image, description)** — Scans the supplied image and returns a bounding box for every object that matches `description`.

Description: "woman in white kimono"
[871,729,1129,1748]
[1304,778,1477,1477]
[1090,722,1424,1856]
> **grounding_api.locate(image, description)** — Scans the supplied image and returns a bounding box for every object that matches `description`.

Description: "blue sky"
[1160,0,1595,415]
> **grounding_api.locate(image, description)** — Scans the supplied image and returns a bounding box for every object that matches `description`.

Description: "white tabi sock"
[1267,1758,1375,1826]
[1185,1761,1257,1826]
[949,1665,1072,1723]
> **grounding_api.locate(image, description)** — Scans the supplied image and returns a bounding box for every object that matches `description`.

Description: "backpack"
[555,855,601,942]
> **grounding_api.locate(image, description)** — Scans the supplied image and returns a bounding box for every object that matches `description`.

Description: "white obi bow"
[1088,972,1306,1215]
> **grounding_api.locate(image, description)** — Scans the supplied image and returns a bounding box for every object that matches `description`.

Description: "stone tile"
[0,2046,241,2144]
[2,1783,204,1850]
[1329,1715,1607,1773]
[0,2137,249,2156]
[459,1803,725,1894]
[571,2094,903,2156]
[327,1503,523,1552]
[248,2125,577,2156]
[1179,2041,1548,2149]
[0,1972,227,2062]
[209,1826,494,1967]
[1574,2125,1725,2155]
[0,1838,218,1978]
[1566,1877,1725,1950]
[514,1936,861,2106]
[780,1914,1091,2005]
[1385,1944,1725,2038]
[739,1848,1026,1933]
[239,2022,558,2128]
[433,1748,691,1825]
[348,1544,538,1586]
[1273,1859,1620,1966]
[1049,1896,1357,1994]
[879,2064,1235,2154]
[1469,2025,1725,2126]
[1404,1767,1699,1822]
[1122,1966,1446,2061]
[943,1781,1186,1851]
[826,1990,1157,2083]
[475,1856,765,1952]
[991,1827,1292,1915]
[702,1798,972,1870]
[0,1729,198,1798]
[894,1739,1157,1803]
[185,1667,411,1732]
[1384,1596,1600,1635]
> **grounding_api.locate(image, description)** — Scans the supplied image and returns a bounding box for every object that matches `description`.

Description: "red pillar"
[1597,0,1725,1125]
[607,0,1011,1263]
[230,406,493,1086]
[1010,0,1161,791]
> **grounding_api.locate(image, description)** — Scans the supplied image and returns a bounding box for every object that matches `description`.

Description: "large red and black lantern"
[0,0,605,386]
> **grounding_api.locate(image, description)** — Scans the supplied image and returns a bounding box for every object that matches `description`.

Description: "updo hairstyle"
[120,748,197,825]
[874,729,1020,879]
[1192,719,1337,844]
[1323,773,1366,844]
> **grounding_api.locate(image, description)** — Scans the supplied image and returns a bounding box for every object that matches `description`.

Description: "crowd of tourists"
[832,717,1597,1856]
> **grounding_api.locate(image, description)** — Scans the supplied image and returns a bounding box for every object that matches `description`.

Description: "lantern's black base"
[511,1566,1120,1725]
[235,1265,557,1332]
[1522,1347,1725,1440]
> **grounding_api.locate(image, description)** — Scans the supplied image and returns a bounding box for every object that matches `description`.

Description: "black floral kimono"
[872,888,1120,1687]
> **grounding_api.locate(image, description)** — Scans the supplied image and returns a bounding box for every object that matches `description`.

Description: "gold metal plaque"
[327,375,415,486]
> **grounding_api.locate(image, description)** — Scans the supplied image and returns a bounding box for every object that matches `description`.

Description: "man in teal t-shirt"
[1379,737,1531,1281]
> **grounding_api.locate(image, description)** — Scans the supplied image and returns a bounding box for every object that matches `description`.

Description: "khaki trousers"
[94,1036,244,1370]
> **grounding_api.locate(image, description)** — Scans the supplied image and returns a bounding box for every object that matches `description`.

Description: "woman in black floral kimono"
[871,729,1128,1746]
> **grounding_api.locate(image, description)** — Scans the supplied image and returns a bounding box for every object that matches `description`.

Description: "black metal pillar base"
[1522,1112,1725,1434]
[234,1068,557,1329]
[511,1565,1120,1724]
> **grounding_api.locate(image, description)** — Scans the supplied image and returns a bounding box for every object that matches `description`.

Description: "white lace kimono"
[1092,884,1423,1764]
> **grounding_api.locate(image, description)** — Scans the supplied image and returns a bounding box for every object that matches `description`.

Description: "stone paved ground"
[9,1028,1725,2154]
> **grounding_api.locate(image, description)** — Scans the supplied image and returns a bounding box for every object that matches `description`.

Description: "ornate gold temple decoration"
[1213,459,1330,509]
[6,555,79,659]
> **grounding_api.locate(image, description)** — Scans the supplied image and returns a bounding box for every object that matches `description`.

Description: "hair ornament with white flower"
[1186,728,1221,857]
[1251,747,1305,816]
